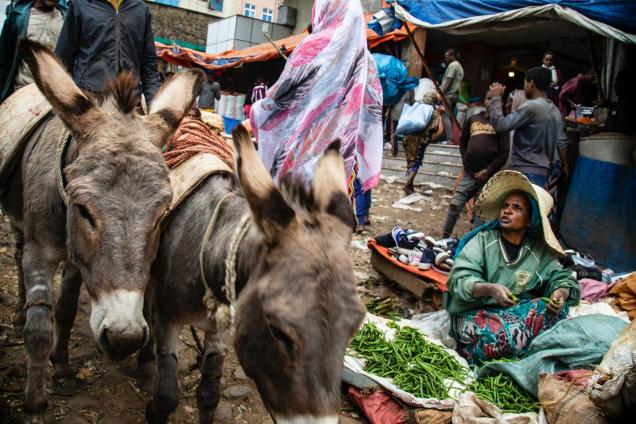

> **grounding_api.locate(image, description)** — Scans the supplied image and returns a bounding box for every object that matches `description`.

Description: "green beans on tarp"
[349,322,538,413]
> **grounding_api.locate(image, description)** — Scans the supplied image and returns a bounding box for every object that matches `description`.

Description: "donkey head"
[20,40,203,360]
[231,126,365,423]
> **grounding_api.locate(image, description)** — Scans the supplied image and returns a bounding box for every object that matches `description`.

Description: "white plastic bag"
[395,102,434,135]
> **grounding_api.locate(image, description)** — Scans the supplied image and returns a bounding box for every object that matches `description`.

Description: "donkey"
[0,40,202,422]
[143,125,365,424]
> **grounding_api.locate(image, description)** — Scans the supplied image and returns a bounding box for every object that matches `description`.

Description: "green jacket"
[445,229,580,315]
[0,1,67,101]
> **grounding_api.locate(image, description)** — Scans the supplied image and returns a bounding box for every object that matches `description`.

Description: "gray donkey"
[0,40,202,422]
[143,125,365,424]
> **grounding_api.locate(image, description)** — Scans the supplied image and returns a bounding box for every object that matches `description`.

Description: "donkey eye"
[267,324,294,358]
[76,204,96,228]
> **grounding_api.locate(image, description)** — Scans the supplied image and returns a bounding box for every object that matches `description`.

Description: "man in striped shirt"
[251,77,267,104]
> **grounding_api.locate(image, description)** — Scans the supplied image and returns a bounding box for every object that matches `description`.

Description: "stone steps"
[381,143,462,189]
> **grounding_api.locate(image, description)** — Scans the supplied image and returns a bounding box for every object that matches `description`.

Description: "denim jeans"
[442,173,485,237]
[353,178,371,225]
[523,173,548,188]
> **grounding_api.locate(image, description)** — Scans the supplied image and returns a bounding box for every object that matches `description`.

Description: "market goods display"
[466,374,538,413]
[349,322,538,413]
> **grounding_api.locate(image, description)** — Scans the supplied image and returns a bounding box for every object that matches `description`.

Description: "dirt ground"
[0,179,470,424]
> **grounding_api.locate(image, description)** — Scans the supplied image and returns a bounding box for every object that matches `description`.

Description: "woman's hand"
[489,284,516,307]
[474,283,515,307]
[547,288,570,315]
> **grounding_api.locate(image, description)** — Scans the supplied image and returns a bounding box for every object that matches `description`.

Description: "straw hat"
[474,170,564,256]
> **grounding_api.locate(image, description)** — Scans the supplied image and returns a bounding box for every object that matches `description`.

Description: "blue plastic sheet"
[372,53,418,106]
[560,156,636,273]
[478,315,628,397]
[375,0,636,34]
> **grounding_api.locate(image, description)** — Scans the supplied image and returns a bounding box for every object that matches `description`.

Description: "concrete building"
[147,1,282,50]
[149,1,280,19]
[282,0,385,34]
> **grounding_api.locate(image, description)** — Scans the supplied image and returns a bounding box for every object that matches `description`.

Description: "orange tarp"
[156,16,409,71]
[367,239,448,291]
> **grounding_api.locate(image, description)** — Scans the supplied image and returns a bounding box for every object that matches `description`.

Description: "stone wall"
[148,3,217,46]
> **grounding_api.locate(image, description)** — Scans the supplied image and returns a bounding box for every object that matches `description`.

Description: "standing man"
[441,96,509,238]
[0,0,66,101]
[440,48,464,139]
[250,77,267,104]
[54,0,160,104]
[198,72,221,109]
[541,51,561,104]
[487,67,569,188]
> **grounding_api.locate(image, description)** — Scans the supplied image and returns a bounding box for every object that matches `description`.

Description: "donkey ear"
[19,39,103,134]
[232,125,295,241]
[146,69,205,148]
[313,140,355,228]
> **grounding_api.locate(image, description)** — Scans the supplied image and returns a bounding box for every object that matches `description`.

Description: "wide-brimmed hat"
[474,170,564,255]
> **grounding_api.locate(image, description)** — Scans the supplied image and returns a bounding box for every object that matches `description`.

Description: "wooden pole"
[263,32,288,60]
[586,32,604,103]
[405,24,462,131]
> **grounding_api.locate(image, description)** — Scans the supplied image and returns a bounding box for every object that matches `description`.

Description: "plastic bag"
[589,319,636,417]
[414,78,436,102]
[372,53,418,106]
[395,102,434,135]
[410,310,456,349]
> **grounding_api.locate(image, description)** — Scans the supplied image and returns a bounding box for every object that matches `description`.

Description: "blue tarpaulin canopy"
[370,0,636,44]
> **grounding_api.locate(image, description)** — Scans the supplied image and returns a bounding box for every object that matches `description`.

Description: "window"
[244,3,256,18]
[262,8,273,22]
[155,0,179,6]
[209,0,223,12]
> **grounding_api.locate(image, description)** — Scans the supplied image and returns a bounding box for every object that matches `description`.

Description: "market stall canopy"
[369,0,636,45]
[156,14,409,70]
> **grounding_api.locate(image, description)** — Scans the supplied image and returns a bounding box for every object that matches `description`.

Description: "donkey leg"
[50,263,82,395]
[136,290,156,392]
[11,223,26,335]
[21,244,58,422]
[146,321,181,424]
[196,328,228,424]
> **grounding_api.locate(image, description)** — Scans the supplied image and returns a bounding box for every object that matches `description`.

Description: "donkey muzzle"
[90,289,149,360]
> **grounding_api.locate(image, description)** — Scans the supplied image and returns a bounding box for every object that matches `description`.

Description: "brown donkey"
[144,125,364,424]
[0,40,202,422]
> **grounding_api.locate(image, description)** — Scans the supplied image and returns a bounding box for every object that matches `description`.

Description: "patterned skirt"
[454,299,568,365]
[403,131,428,173]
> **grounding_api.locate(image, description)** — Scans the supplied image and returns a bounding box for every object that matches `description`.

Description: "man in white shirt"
[0,0,65,100]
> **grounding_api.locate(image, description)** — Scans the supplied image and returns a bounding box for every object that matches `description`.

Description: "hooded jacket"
[54,0,160,102]
[0,0,68,101]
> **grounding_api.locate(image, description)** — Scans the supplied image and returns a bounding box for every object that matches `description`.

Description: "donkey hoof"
[52,374,81,396]
[22,412,49,424]
[145,401,168,424]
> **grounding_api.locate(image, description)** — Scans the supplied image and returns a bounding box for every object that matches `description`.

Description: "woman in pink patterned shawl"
[249,0,383,193]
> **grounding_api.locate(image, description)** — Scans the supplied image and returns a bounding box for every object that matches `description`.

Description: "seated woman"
[445,171,580,365]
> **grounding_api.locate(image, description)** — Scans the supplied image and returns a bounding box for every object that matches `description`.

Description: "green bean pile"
[349,322,468,399]
[349,322,538,413]
[466,374,539,413]
[365,297,402,320]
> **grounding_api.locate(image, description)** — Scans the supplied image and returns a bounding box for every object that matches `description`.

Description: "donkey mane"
[94,72,139,114]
